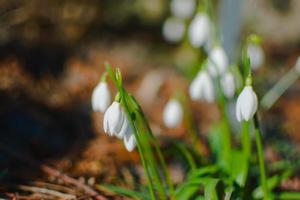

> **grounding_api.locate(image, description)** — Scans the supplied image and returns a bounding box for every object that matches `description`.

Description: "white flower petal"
[124,132,136,152]
[162,17,185,43]
[247,44,265,70]
[91,82,111,112]
[236,86,258,122]
[208,47,228,77]
[189,71,214,103]
[188,13,210,48]
[170,0,196,19]
[163,99,183,128]
[221,72,235,98]
[116,116,131,139]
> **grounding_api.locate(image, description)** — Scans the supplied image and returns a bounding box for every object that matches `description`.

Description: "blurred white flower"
[247,44,265,70]
[162,17,185,43]
[236,86,258,122]
[189,70,214,103]
[91,81,111,112]
[295,56,300,73]
[207,46,228,77]
[123,130,136,152]
[188,13,210,48]
[163,99,183,128]
[170,0,196,19]
[221,72,236,98]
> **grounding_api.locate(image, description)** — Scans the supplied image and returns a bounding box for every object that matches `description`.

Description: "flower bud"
[162,17,185,43]
[247,44,265,70]
[163,99,183,128]
[236,86,258,122]
[221,72,236,98]
[103,102,136,152]
[103,102,124,137]
[189,71,214,103]
[170,0,196,19]
[207,46,228,77]
[91,81,111,112]
[188,13,210,48]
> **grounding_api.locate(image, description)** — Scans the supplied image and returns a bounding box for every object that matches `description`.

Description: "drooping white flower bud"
[189,71,214,103]
[207,46,229,77]
[236,86,258,122]
[163,99,183,128]
[188,13,210,48]
[295,56,300,73]
[123,130,136,152]
[221,72,236,98]
[170,0,196,19]
[162,17,185,43]
[91,81,111,112]
[103,101,136,152]
[103,102,125,137]
[247,44,265,70]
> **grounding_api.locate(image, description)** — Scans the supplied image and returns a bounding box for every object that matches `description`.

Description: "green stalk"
[254,114,269,200]
[121,94,156,200]
[242,121,251,160]
[132,97,175,197]
[105,64,158,199]
[215,75,232,171]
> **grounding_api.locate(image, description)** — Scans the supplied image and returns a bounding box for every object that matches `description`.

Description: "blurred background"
[0,0,299,198]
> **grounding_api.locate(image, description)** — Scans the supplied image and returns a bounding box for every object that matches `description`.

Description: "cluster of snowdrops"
[91,0,300,199]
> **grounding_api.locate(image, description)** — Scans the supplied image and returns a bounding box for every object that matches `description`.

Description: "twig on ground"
[0,141,108,200]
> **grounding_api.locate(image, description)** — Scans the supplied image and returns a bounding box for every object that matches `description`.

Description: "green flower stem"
[261,67,300,110]
[132,97,175,197]
[242,121,251,160]
[105,64,163,199]
[215,75,232,171]
[121,93,157,200]
[254,114,269,200]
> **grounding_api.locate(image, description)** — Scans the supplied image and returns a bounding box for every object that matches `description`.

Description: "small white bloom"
[162,17,185,43]
[188,13,210,48]
[207,46,229,77]
[103,102,124,137]
[170,0,196,19]
[103,101,136,152]
[247,44,265,70]
[189,70,214,103]
[295,56,300,73]
[91,81,111,112]
[163,99,183,128]
[124,130,136,152]
[221,72,236,98]
[236,86,258,122]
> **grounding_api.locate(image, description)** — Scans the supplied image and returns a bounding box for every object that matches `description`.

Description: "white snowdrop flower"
[207,46,229,77]
[103,101,136,152]
[236,86,258,122]
[163,99,183,128]
[295,56,300,73]
[123,130,136,152]
[103,102,131,138]
[189,70,214,103]
[162,17,185,43]
[221,72,236,98]
[91,81,111,112]
[170,0,196,19]
[247,44,265,70]
[188,13,210,48]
